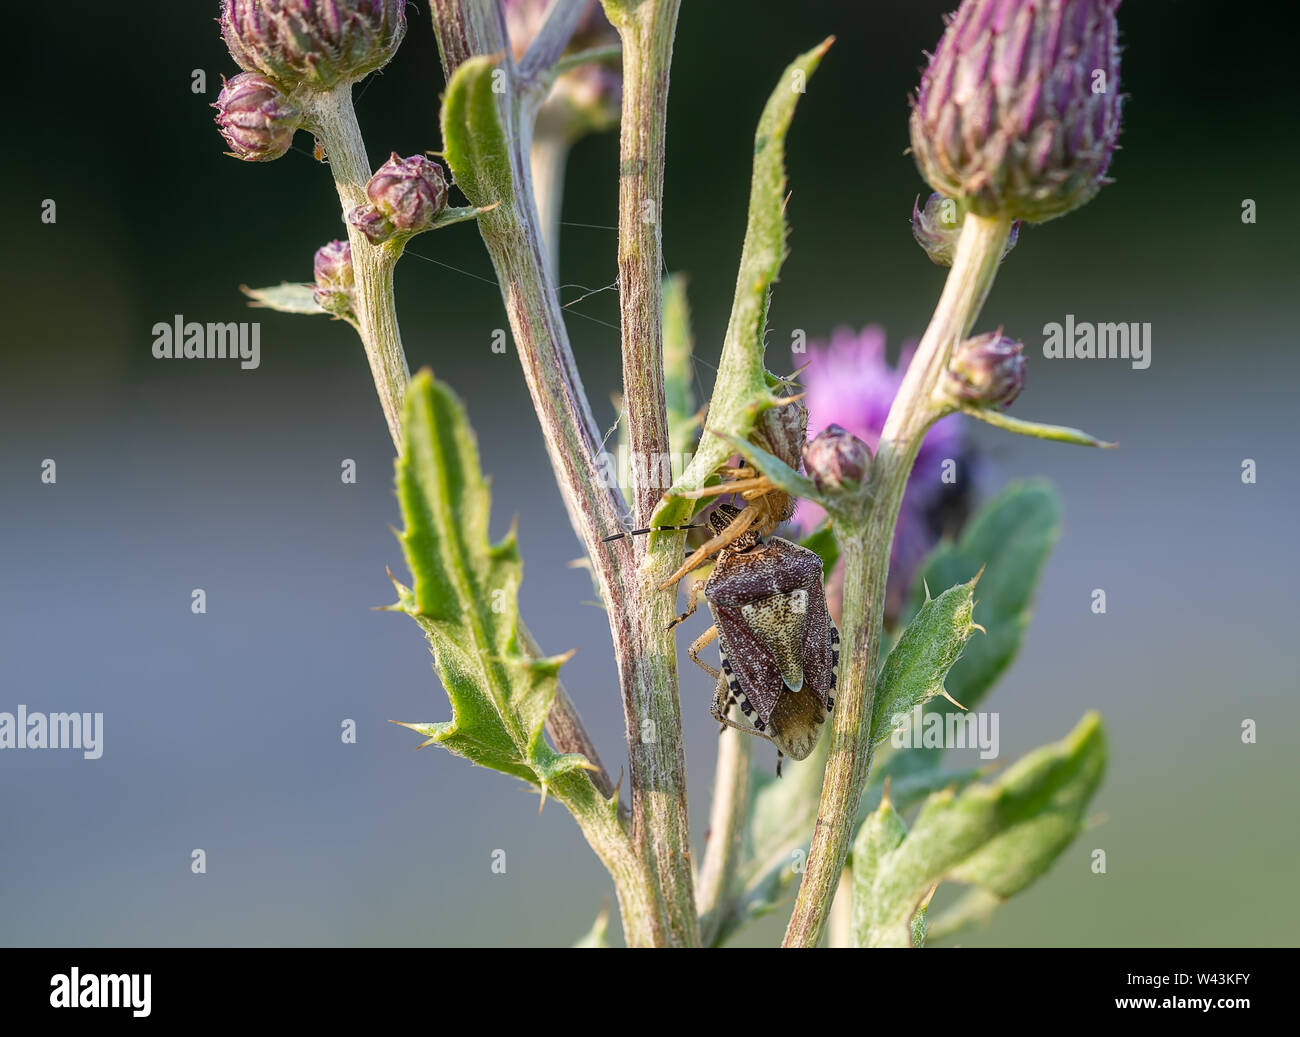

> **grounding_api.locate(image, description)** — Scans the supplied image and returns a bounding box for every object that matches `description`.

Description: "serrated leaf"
[852,711,1106,947]
[905,481,1061,713]
[440,55,513,222]
[241,282,326,315]
[870,575,981,747]
[393,370,587,789]
[654,38,833,531]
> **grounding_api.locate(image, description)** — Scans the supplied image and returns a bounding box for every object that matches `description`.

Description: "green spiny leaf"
[905,480,1062,713]
[440,55,513,223]
[241,282,326,315]
[655,38,833,530]
[852,712,1106,947]
[393,370,586,790]
[871,575,981,747]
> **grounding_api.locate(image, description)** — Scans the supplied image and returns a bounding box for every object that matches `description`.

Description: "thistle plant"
[215,0,1124,947]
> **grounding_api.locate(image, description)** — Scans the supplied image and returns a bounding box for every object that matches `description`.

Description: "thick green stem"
[782,212,1013,947]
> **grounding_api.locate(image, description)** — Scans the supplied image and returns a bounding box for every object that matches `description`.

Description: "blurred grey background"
[1,1,1295,946]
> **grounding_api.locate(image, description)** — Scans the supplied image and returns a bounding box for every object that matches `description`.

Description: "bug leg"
[667,578,707,632]
[659,506,760,589]
[687,625,720,679]
[776,751,784,778]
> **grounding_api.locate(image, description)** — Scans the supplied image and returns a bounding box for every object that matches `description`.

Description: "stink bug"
[669,502,840,771]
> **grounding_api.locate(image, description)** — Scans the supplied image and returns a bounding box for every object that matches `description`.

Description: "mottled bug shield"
[705,537,839,760]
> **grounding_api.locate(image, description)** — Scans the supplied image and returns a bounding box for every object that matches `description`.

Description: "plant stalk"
[303,84,409,448]
[430,0,694,946]
[696,717,752,946]
[602,0,698,947]
[782,212,1013,946]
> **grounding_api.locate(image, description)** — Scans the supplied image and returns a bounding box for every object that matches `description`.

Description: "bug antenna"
[601,523,705,544]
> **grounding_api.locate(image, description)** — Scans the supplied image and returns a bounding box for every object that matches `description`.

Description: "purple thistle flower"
[212,72,302,162]
[792,325,970,621]
[220,0,407,92]
[910,0,1124,223]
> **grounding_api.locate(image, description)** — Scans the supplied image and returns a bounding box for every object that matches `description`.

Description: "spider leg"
[687,625,720,679]
[674,476,773,501]
[659,506,760,589]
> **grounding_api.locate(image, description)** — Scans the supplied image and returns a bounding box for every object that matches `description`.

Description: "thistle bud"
[912,193,1020,267]
[312,239,355,316]
[220,0,407,91]
[945,331,1026,407]
[803,425,872,495]
[910,0,1124,223]
[347,153,448,244]
[212,72,302,162]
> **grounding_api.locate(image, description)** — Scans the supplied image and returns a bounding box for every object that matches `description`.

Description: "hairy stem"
[307,69,623,906]
[782,212,1013,947]
[602,0,697,947]
[303,84,409,448]
[430,0,693,946]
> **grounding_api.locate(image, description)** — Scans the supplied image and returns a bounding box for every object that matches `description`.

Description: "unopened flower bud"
[946,331,1026,407]
[912,193,1020,266]
[220,0,407,91]
[312,239,354,316]
[803,425,872,494]
[910,0,1124,223]
[347,153,448,244]
[212,72,302,162]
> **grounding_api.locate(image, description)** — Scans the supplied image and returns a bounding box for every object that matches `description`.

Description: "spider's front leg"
[658,507,759,589]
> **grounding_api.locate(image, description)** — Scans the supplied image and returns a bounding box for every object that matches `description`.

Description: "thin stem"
[429,0,691,946]
[782,212,1013,947]
[306,68,625,911]
[604,0,697,947]
[529,131,569,280]
[696,718,752,946]
[303,85,409,448]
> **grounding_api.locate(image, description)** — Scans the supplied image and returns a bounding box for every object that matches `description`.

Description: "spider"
[601,396,809,592]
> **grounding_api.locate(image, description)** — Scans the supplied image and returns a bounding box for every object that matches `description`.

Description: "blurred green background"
[1,1,1295,947]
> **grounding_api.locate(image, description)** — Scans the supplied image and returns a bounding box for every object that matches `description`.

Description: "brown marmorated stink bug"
[668,502,840,773]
